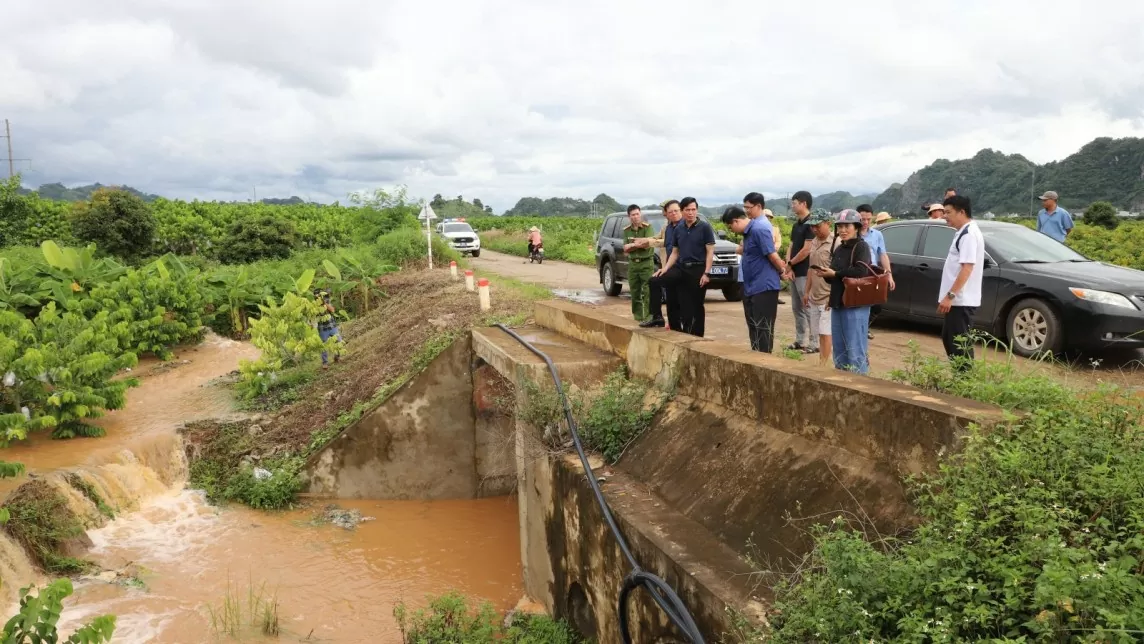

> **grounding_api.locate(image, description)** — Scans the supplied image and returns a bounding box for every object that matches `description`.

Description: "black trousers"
[676,264,706,337]
[648,267,682,330]
[742,290,779,352]
[942,305,976,367]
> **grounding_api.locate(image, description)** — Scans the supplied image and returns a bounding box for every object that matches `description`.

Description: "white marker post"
[465,269,475,292]
[449,260,458,279]
[418,204,438,269]
[478,278,491,311]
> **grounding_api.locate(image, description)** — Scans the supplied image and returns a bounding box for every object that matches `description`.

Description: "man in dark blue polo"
[723,205,787,352]
[641,199,683,329]
[652,197,715,337]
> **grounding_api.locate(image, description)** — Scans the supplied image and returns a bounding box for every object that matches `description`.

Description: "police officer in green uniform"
[622,204,655,322]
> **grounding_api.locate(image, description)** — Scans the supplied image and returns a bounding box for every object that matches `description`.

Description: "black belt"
[681,261,704,267]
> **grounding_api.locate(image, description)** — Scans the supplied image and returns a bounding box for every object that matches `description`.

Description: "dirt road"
[471,250,1143,389]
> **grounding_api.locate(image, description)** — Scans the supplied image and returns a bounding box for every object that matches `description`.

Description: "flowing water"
[0,333,524,642]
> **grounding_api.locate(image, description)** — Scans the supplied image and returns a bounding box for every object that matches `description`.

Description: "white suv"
[436,220,482,257]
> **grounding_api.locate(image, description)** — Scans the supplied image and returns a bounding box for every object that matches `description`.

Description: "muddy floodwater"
[1,333,524,643]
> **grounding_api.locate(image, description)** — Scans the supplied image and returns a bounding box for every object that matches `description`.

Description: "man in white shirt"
[938,195,985,368]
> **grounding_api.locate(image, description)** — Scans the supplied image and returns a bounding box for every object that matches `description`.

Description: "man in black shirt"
[783,191,815,352]
[652,197,715,337]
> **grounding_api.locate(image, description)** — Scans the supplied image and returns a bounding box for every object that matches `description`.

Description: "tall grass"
[206,576,281,638]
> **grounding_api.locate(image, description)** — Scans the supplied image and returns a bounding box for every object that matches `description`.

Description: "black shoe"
[867,332,874,340]
[639,317,665,328]
[786,342,804,351]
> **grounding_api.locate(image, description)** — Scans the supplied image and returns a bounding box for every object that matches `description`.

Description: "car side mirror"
[716,230,727,239]
[984,257,995,268]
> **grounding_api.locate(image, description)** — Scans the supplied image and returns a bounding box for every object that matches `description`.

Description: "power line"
[2,119,33,178]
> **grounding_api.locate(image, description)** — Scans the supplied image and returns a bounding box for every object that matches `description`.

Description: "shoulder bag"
[842,244,890,308]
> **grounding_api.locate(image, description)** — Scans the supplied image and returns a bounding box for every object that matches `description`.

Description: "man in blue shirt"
[1036,191,1074,242]
[723,205,788,352]
[653,197,715,337]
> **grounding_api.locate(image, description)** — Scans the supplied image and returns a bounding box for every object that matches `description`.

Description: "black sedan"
[874,220,1144,356]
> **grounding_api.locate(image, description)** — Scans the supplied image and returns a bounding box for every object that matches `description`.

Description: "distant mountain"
[503,193,624,217]
[872,137,1144,216]
[25,182,162,202]
[260,196,308,205]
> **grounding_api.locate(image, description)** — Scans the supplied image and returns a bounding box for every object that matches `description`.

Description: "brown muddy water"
[1,333,524,642]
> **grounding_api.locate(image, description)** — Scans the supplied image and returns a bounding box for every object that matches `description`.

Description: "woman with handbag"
[813,210,875,374]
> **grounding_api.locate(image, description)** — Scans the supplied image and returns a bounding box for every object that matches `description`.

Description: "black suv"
[594,210,743,301]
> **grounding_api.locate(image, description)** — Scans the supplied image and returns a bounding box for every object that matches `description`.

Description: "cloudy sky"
[3,0,1143,210]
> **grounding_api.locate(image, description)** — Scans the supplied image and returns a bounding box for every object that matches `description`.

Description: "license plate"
[709,267,728,275]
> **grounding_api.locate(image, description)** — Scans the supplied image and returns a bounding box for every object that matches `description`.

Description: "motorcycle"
[529,243,544,264]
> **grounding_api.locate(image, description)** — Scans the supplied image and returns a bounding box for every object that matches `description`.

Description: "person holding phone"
[803,210,835,365]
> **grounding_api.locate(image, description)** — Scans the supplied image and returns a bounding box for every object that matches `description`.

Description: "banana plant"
[320,259,357,311]
[37,241,125,305]
[0,258,46,312]
[330,249,397,314]
[205,268,265,338]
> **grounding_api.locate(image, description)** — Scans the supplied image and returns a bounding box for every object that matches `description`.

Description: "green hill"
[872,137,1144,216]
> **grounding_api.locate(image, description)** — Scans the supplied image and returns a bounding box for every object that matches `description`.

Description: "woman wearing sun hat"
[813,209,873,374]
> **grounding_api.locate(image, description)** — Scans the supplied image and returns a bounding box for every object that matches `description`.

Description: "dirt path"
[470,250,1144,390]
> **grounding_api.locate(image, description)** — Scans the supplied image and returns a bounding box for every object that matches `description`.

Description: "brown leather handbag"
[842,245,889,308]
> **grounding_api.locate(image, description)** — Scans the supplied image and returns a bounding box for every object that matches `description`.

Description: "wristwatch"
[945,291,957,300]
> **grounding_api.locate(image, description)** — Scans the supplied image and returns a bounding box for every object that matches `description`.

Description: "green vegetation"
[873,137,1144,215]
[2,579,116,643]
[64,473,116,520]
[502,192,622,218]
[520,367,665,463]
[766,342,1144,642]
[2,479,92,575]
[1083,200,1120,230]
[215,214,297,264]
[70,188,157,262]
[206,577,280,639]
[394,592,583,644]
[186,422,305,511]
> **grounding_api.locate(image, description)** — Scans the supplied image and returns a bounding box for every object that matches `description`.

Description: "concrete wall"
[306,335,480,499]
[472,362,516,497]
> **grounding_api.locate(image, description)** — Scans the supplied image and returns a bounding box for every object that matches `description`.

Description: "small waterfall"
[0,433,188,604]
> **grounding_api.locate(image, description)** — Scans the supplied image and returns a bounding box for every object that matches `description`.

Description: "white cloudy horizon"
[3,0,1143,210]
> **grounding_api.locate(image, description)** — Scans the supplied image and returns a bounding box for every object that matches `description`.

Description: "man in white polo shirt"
[937,195,985,369]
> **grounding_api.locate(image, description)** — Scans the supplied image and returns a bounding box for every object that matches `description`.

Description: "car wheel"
[602,261,622,296]
[1006,298,1062,357]
[471,249,480,258]
[722,283,744,302]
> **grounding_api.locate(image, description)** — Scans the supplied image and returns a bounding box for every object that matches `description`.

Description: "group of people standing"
[621,190,987,376]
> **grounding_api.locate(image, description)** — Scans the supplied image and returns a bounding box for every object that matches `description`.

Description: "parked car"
[435,220,481,257]
[874,219,1144,356]
[594,210,743,302]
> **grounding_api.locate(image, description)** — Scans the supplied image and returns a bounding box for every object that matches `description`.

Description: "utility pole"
[5,119,12,178]
[1029,166,1035,217]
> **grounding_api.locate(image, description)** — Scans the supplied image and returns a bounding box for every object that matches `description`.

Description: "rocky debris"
[252,467,272,481]
[89,563,148,590]
[317,504,376,530]
[428,313,457,329]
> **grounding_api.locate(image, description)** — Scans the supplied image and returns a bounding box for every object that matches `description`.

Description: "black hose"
[494,324,706,644]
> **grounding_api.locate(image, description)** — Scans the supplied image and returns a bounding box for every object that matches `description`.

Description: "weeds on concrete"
[2,478,94,575]
[206,576,280,638]
[519,367,667,464]
[65,472,116,520]
[186,422,305,511]
[766,342,1144,642]
[393,591,583,644]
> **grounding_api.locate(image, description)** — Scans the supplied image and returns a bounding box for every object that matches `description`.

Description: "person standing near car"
[734,193,768,302]
[641,200,683,329]
[723,205,786,352]
[802,210,835,366]
[857,204,894,340]
[783,191,815,352]
[814,210,873,374]
[621,204,654,323]
[1035,190,1074,242]
[926,202,945,220]
[938,195,985,368]
[653,197,714,337]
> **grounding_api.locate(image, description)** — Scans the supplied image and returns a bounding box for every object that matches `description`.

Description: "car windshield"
[442,223,474,233]
[981,225,1090,263]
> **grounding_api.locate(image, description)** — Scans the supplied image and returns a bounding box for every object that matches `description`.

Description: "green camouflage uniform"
[623,221,655,321]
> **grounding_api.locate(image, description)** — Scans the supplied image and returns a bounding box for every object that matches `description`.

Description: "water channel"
[0,333,525,642]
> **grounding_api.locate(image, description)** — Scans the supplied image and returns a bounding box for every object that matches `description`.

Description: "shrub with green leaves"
[394,592,583,644]
[2,579,116,642]
[216,215,298,264]
[769,349,1144,642]
[373,227,459,267]
[70,188,157,262]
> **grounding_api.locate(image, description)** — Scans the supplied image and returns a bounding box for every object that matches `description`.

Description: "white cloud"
[2,0,1143,210]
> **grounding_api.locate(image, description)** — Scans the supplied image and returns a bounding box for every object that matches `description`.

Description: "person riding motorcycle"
[527,226,543,256]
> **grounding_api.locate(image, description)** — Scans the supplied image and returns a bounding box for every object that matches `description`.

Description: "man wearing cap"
[802,210,835,365]
[927,203,946,220]
[640,200,683,329]
[621,204,654,323]
[1035,191,1074,242]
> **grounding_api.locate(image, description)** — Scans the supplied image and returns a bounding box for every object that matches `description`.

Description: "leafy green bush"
[222,456,305,511]
[70,188,157,262]
[1083,201,1119,230]
[770,348,1144,642]
[373,227,459,266]
[216,215,297,264]
[187,422,303,511]
[394,592,583,644]
[577,369,661,463]
[2,579,116,643]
